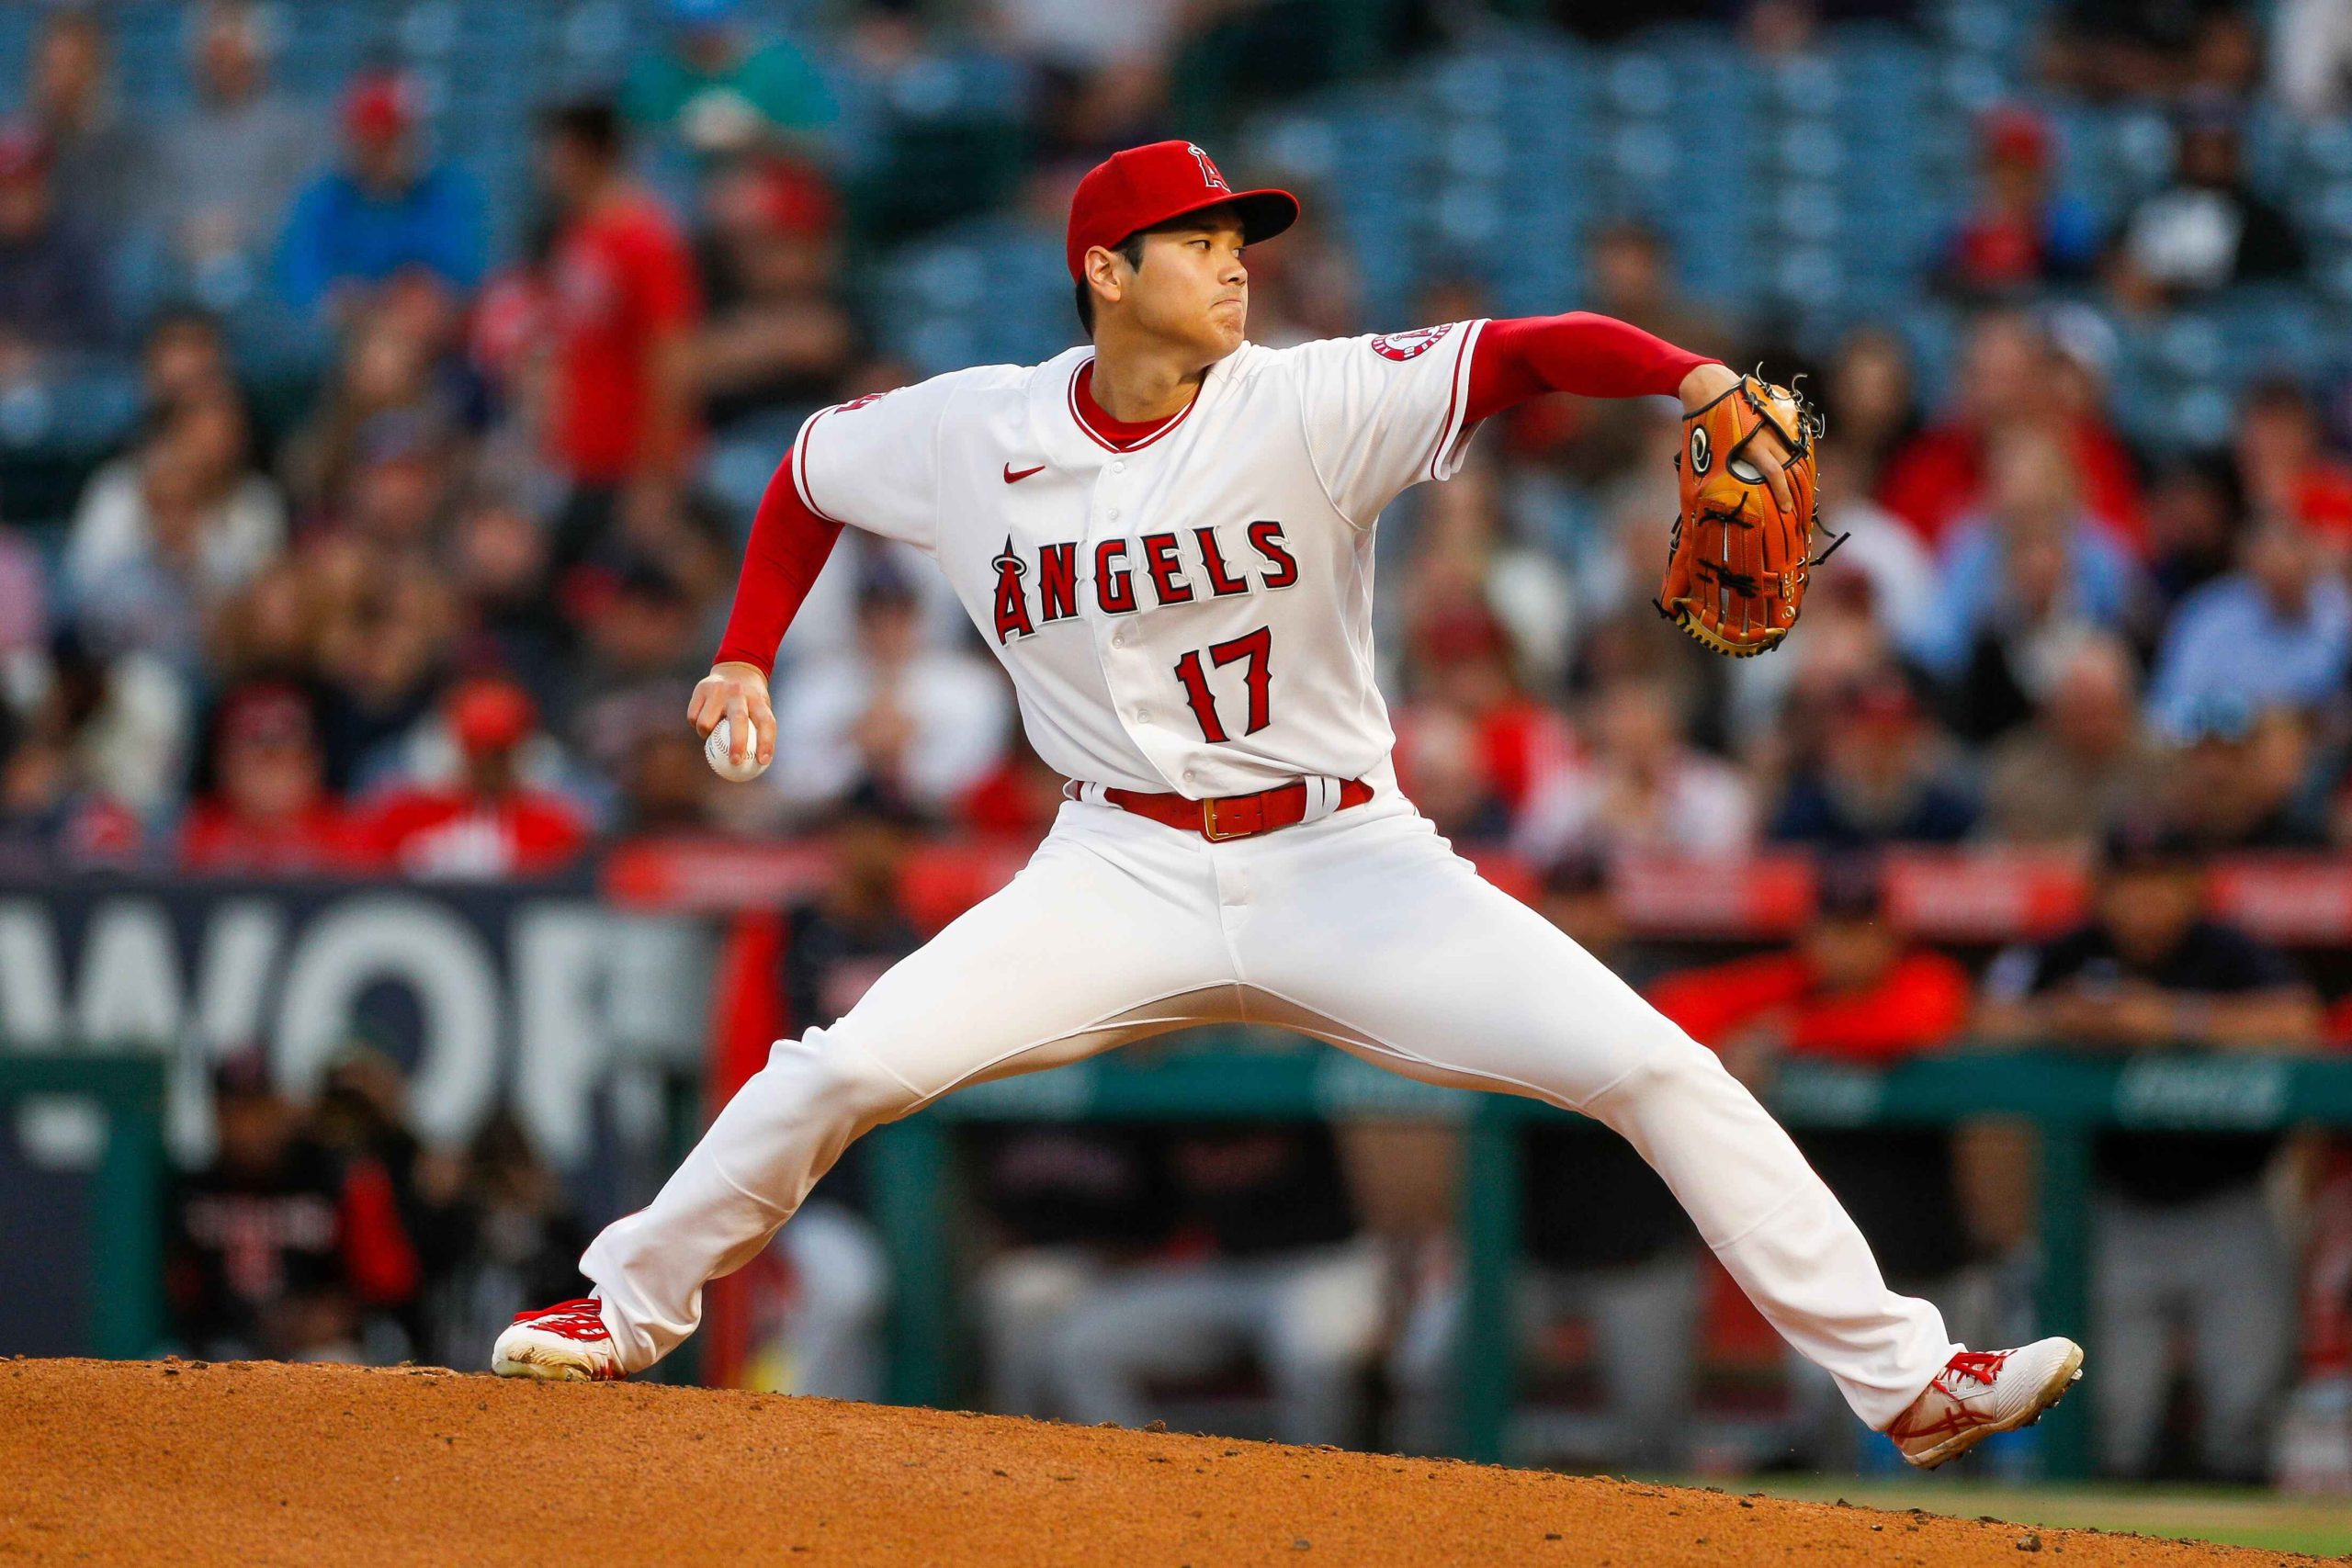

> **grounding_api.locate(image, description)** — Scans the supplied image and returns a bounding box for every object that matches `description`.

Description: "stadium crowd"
[19,0,2335,1487]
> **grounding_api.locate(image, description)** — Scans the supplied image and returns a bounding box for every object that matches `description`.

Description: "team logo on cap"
[1187,143,1229,192]
[1369,322,1454,362]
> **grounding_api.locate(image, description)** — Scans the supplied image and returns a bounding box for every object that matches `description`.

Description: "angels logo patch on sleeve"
[1368,322,1454,362]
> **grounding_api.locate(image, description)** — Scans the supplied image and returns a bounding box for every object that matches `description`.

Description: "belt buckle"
[1201,796,1240,841]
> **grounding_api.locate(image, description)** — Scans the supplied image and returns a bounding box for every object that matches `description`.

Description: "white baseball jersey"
[788,321,1489,798]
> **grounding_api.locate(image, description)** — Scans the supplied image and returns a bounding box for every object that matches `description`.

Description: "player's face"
[1127,216,1250,359]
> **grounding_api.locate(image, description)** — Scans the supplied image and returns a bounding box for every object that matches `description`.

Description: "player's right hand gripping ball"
[705,716,769,784]
[1656,372,1835,657]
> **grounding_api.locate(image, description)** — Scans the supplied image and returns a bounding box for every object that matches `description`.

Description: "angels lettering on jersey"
[988,522,1299,643]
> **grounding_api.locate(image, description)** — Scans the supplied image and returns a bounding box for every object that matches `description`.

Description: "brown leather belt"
[1068,776,1374,841]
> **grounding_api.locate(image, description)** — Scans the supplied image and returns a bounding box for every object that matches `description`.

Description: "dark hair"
[539,97,622,163]
[1074,231,1149,336]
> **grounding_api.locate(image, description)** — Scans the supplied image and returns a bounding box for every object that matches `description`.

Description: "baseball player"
[495,140,2083,1468]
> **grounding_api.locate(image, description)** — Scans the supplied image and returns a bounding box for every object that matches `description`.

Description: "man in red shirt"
[360,675,588,878]
[537,99,703,573]
[179,682,368,874]
[1876,310,2144,553]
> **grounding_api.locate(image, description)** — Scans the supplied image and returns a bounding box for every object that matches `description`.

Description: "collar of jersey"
[1025,344,1244,477]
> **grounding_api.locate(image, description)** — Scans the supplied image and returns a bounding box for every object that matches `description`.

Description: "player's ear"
[1084,244,1128,310]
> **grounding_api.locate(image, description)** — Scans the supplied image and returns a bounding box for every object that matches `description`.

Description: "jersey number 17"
[1172,626,1272,742]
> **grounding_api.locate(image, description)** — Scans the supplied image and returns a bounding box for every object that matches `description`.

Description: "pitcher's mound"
[0,1359,2312,1565]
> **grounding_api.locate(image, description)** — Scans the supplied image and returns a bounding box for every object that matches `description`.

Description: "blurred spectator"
[2232,377,2352,549]
[2158,700,2328,852]
[1936,106,2101,301]
[277,70,488,322]
[63,387,285,672]
[537,99,704,573]
[0,629,155,863]
[1978,824,2320,1481]
[313,550,459,785]
[1877,310,2144,553]
[141,305,237,416]
[1393,694,1512,841]
[1652,855,1981,1465]
[153,0,315,286]
[2145,518,2351,741]
[2106,97,2305,312]
[693,153,856,429]
[1908,427,2149,735]
[165,1052,421,1363]
[2273,0,2352,120]
[1397,462,1575,694]
[1516,676,1756,863]
[1770,666,1978,847]
[1050,1122,1383,1447]
[622,0,836,159]
[26,7,144,238]
[2143,453,2245,612]
[281,301,467,523]
[1977,633,2165,847]
[178,681,367,874]
[0,124,110,369]
[1817,325,1923,513]
[1394,852,1702,1466]
[771,557,1011,819]
[568,556,707,779]
[358,674,590,877]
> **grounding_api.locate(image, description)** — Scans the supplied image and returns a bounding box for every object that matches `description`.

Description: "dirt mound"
[0,1359,2318,1565]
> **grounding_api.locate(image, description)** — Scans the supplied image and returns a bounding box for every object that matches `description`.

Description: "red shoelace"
[1934,1349,2009,1395]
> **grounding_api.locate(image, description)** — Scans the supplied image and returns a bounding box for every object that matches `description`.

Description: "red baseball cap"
[344,71,415,144]
[1065,140,1297,283]
[447,675,537,756]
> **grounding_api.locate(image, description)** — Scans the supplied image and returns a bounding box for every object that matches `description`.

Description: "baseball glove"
[1655,370,1839,658]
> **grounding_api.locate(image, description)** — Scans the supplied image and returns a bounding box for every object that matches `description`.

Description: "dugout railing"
[865,1039,2352,1481]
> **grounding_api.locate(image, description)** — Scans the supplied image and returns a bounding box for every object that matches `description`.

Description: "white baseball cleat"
[492,1296,626,1382]
[1886,1337,2085,1470]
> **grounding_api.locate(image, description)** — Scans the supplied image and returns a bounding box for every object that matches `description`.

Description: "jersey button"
[1108,507,1121,520]
[1112,631,1126,648]
[1135,707,1150,723]
[1111,461,1126,473]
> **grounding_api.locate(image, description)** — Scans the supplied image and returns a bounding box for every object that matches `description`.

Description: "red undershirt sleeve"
[712,447,846,679]
[1464,311,1720,425]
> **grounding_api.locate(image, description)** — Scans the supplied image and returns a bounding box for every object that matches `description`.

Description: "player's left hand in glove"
[1655,366,1838,658]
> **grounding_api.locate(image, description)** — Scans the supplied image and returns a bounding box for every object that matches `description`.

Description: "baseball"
[704,716,768,783]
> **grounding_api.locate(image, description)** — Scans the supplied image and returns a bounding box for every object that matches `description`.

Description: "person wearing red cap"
[1933,105,2099,303]
[277,68,487,321]
[503,139,2083,1473]
[356,675,589,878]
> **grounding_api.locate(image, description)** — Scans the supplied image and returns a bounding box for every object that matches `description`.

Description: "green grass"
[1736,1478,2352,1556]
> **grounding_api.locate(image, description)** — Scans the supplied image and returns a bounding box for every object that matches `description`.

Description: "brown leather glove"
[1656,372,1834,657]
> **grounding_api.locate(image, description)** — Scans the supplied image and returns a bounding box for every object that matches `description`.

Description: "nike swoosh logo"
[1003,463,1046,484]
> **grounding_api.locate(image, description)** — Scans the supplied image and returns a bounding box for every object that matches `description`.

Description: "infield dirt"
[0,1359,2327,1565]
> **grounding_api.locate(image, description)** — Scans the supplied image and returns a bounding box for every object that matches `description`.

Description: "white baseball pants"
[581,786,1959,1429]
